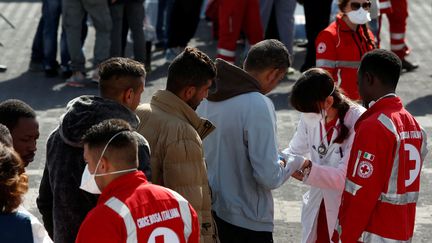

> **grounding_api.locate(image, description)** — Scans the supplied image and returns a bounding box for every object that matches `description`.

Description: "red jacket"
[76,171,200,243]
[315,15,375,101]
[333,96,428,242]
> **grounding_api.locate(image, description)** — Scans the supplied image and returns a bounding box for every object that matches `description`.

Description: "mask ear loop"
[93,131,127,175]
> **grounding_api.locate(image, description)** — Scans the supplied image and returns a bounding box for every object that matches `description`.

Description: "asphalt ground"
[0,1,431,242]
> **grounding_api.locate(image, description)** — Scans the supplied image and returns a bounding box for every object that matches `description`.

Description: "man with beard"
[136,47,218,243]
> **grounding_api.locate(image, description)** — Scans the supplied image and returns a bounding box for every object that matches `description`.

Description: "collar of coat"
[207,58,262,102]
[151,90,215,139]
[354,96,403,130]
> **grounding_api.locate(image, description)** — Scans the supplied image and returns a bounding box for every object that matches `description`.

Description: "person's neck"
[325,107,338,123]
[342,14,358,31]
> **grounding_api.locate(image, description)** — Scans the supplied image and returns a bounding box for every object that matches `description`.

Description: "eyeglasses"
[350,1,371,10]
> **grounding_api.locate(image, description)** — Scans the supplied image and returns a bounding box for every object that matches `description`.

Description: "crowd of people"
[0,0,428,242]
[26,0,418,87]
[0,40,429,242]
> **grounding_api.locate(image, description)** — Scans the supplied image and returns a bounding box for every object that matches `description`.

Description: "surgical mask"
[347,7,371,25]
[80,131,137,194]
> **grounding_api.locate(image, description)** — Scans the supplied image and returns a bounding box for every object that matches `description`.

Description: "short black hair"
[0,99,36,130]
[166,47,216,94]
[359,49,402,88]
[244,39,291,72]
[82,119,138,166]
[0,124,12,147]
[99,57,146,98]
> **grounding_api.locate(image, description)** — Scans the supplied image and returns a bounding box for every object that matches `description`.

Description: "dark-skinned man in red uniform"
[333,49,428,242]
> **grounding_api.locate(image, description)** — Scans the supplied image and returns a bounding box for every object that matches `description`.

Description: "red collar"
[98,171,148,204]
[355,96,403,129]
[336,14,354,32]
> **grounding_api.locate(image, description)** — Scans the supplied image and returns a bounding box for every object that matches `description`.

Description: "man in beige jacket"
[136,47,218,242]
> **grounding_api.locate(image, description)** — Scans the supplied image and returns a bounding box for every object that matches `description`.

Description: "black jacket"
[36,96,151,243]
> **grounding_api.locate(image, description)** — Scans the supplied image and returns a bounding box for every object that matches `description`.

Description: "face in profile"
[187,80,213,110]
[10,117,39,166]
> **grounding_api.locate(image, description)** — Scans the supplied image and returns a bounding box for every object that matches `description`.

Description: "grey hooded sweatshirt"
[37,95,151,243]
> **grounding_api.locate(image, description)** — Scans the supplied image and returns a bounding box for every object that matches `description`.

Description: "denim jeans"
[42,0,69,68]
[156,0,174,45]
[30,17,44,63]
[260,0,296,56]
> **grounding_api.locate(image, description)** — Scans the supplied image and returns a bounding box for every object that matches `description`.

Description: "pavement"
[0,0,431,242]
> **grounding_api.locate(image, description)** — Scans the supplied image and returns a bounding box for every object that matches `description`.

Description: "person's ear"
[267,68,280,83]
[183,86,197,100]
[365,72,374,86]
[98,156,110,173]
[123,88,134,104]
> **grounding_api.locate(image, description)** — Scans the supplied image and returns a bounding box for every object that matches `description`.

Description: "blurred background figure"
[216,0,263,64]
[315,0,376,101]
[0,144,52,243]
[300,0,333,72]
[377,0,418,71]
[110,0,146,66]
[260,0,296,65]
[63,0,112,87]
[155,0,174,51]
[165,0,204,63]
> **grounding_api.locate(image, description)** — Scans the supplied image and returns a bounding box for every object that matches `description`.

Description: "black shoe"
[0,64,6,72]
[402,59,419,72]
[61,65,73,79]
[45,67,58,77]
[28,60,44,72]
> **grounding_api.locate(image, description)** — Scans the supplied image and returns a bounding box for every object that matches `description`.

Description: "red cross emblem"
[357,161,373,178]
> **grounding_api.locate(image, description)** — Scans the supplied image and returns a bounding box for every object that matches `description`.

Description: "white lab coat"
[283,104,365,243]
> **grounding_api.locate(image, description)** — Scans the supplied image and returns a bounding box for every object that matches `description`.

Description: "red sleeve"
[188,203,200,243]
[75,206,125,243]
[315,30,337,79]
[337,121,395,241]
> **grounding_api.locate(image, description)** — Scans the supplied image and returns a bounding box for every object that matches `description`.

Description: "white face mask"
[80,131,137,194]
[347,7,371,25]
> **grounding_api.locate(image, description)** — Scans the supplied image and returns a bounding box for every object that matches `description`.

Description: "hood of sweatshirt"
[59,95,139,147]
[207,59,262,102]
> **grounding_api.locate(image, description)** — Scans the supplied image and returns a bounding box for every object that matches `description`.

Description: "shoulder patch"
[317,42,327,54]
[357,161,373,178]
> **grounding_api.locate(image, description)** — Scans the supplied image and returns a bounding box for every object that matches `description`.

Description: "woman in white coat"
[282,68,365,242]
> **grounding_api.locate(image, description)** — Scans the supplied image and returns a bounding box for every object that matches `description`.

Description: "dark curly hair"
[0,144,28,213]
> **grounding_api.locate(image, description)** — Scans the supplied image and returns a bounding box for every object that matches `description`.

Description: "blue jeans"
[42,0,70,68]
[31,17,44,63]
[156,0,174,45]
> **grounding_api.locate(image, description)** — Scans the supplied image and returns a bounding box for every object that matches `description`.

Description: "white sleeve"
[304,130,356,191]
[283,117,310,157]
[18,206,53,243]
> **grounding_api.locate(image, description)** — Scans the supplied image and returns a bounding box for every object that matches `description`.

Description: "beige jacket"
[136,90,217,243]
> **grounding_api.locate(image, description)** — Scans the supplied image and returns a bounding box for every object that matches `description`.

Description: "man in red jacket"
[333,49,428,242]
[76,119,200,243]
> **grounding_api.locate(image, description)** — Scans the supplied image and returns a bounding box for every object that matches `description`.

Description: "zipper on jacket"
[352,32,363,59]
